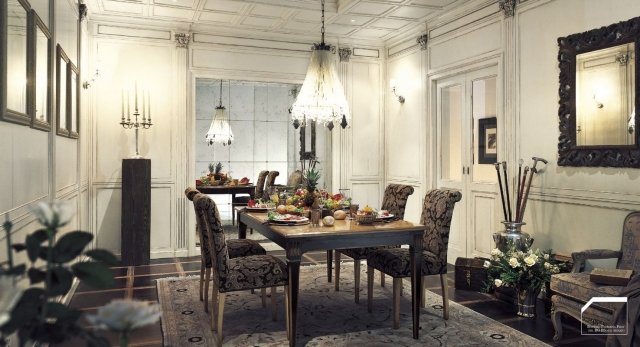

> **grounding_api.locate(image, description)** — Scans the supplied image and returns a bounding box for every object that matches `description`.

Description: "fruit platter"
[267,211,309,225]
[355,205,377,224]
[376,209,395,220]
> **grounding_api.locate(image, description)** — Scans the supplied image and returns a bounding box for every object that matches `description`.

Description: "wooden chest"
[454,257,489,291]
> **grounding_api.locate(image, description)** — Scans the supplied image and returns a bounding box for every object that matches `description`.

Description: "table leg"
[410,233,423,340]
[326,250,333,282]
[287,255,301,347]
[238,214,247,239]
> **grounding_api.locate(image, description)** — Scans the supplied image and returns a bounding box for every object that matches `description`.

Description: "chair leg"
[232,207,235,226]
[204,268,211,313]
[326,250,333,283]
[440,273,449,320]
[261,288,267,308]
[551,307,563,343]
[334,251,341,291]
[367,266,374,313]
[199,263,205,301]
[393,278,401,329]
[210,281,218,331]
[270,287,277,321]
[421,276,426,308]
[216,293,226,347]
[354,260,361,304]
[381,273,385,287]
[284,285,290,340]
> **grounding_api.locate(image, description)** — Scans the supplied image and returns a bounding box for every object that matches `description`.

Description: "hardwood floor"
[66,248,605,347]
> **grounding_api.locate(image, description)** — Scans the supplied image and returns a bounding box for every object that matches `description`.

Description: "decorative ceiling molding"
[416,34,428,50]
[498,0,516,17]
[338,47,352,62]
[175,32,191,48]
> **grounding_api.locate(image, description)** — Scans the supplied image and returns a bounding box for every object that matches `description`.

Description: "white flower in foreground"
[494,279,503,288]
[0,276,22,327]
[86,299,161,332]
[524,255,537,267]
[508,257,520,268]
[30,201,75,229]
[483,260,491,268]
[490,248,502,257]
[543,253,550,260]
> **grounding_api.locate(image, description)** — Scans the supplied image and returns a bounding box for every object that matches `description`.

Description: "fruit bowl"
[355,213,376,224]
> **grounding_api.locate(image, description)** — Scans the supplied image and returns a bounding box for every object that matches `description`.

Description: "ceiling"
[86,0,466,43]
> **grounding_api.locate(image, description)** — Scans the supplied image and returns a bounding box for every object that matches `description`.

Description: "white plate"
[245,207,275,212]
[269,215,310,224]
[376,214,395,220]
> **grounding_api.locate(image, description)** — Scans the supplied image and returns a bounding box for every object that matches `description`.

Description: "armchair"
[550,211,640,342]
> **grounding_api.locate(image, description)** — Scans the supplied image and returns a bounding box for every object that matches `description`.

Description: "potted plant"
[484,247,565,317]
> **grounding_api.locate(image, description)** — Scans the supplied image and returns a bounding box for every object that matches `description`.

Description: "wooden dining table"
[237,210,425,347]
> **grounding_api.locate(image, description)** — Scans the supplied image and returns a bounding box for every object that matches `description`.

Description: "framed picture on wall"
[68,62,79,138]
[478,117,497,164]
[31,10,52,131]
[56,44,69,136]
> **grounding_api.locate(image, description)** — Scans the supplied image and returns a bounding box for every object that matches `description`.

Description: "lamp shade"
[205,106,234,146]
[290,48,350,128]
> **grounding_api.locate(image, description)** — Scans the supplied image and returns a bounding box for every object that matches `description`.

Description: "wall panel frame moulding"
[192,33,312,53]
[95,24,172,41]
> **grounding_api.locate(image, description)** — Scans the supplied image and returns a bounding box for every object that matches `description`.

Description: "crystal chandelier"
[205,80,234,146]
[290,0,350,131]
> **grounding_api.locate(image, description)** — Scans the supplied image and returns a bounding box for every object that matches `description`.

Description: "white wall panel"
[150,186,173,251]
[95,187,122,255]
[192,48,308,79]
[351,182,381,209]
[12,127,48,207]
[429,22,501,70]
[471,193,495,257]
[56,138,78,191]
[351,61,381,178]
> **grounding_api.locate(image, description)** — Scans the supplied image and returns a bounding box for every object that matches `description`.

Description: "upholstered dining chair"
[366,189,462,328]
[194,193,289,346]
[185,187,267,313]
[550,211,640,343]
[231,170,270,225]
[286,170,303,188]
[332,184,415,303]
[263,171,280,198]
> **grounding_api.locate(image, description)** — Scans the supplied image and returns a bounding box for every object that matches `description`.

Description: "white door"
[435,67,500,262]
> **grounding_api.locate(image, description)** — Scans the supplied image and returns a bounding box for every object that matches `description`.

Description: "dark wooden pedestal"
[121,159,151,266]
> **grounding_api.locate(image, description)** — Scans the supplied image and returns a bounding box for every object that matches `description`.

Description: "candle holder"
[120,85,152,158]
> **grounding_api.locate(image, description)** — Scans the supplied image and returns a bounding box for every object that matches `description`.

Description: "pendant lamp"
[205,80,234,146]
[290,0,350,131]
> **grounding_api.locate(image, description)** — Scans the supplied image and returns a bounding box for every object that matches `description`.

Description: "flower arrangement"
[484,247,564,292]
[86,299,160,347]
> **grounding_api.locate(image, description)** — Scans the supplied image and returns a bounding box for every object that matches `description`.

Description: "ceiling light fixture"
[290,0,350,131]
[205,80,234,146]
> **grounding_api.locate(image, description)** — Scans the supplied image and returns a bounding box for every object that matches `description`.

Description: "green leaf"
[44,302,80,322]
[1,288,44,335]
[6,264,26,276]
[72,262,114,289]
[85,249,119,266]
[28,267,46,284]
[50,267,73,296]
[11,243,26,252]
[26,229,48,263]
[52,231,93,263]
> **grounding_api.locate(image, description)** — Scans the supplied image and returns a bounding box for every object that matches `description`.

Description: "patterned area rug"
[157,265,549,346]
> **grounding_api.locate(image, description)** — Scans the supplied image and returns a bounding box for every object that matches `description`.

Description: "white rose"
[494,279,503,287]
[544,262,551,270]
[30,200,75,229]
[484,260,491,268]
[86,299,161,332]
[490,248,502,256]
[524,255,536,267]
[543,254,550,260]
[508,257,520,268]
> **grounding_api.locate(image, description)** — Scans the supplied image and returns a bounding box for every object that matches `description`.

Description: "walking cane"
[494,163,508,221]
[502,161,512,222]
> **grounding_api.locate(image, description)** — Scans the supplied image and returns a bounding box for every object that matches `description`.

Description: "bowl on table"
[355,213,376,224]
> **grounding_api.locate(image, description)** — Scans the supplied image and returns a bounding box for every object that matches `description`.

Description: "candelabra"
[120,83,152,158]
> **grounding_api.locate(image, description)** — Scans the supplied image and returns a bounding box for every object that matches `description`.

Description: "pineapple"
[208,162,216,175]
[303,168,321,206]
[215,162,223,175]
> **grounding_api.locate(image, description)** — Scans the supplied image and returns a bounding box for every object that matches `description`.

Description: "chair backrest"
[380,184,415,220]
[420,189,462,268]
[618,211,640,271]
[194,193,229,282]
[264,171,280,197]
[287,170,303,188]
[184,187,211,268]
[255,170,270,198]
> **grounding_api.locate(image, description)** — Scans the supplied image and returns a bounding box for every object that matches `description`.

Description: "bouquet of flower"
[484,247,564,292]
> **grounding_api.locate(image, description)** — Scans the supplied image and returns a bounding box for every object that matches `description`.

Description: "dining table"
[237,209,425,347]
[196,184,256,197]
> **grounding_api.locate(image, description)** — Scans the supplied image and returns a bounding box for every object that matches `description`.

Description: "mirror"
[299,119,316,160]
[2,0,30,125]
[558,16,640,167]
[69,62,78,138]
[32,11,51,131]
[56,44,69,136]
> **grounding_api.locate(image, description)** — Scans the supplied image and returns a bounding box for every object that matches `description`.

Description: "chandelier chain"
[321,0,325,44]
[218,79,223,107]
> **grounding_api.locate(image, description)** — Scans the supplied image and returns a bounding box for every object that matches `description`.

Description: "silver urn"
[492,221,534,252]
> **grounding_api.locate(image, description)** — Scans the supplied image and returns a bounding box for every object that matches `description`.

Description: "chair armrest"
[571,249,622,273]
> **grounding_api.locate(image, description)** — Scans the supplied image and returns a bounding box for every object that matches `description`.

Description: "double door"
[435,67,500,262]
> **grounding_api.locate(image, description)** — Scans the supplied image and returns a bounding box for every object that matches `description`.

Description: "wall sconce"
[83,68,100,89]
[392,86,405,103]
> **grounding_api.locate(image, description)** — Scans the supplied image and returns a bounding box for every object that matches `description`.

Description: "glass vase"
[515,286,541,318]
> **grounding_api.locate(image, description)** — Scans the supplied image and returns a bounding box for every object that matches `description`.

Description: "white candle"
[135,81,138,112]
[127,90,130,122]
[148,92,151,122]
[142,89,146,121]
[121,89,125,121]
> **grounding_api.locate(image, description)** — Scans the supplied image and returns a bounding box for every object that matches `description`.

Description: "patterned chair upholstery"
[286,170,303,188]
[367,189,462,327]
[185,187,266,312]
[263,171,280,199]
[193,193,289,345]
[550,211,640,343]
[332,184,415,303]
[232,170,270,225]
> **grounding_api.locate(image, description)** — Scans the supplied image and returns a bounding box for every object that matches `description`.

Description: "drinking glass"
[349,204,359,220]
